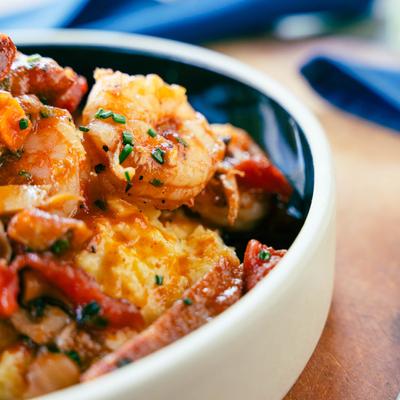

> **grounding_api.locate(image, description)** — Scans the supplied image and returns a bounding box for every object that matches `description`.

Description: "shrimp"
[81,69,225,210]
[0,34,87,113]
[0,34,16,80]
[7,208,92,252]
[193,124,292,230]
[0,95,88,216]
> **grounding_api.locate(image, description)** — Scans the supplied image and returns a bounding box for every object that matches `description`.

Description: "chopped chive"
[18,170,32,180]
[79,125,90,132]
[102,145,109,152]
[50,239,70,255]
[94,199,107,211]
[76,301,106,327]
[149,178,163,187]
[183,297,192,306]
[122,131,133,145]
[151,148,165,164]
[19,118,29,130]
[26,54,41,64]
[155,274,163,286]
[65,350,81,366]
[119,144,133,164]
[124,171,132,193]
[125,182,132,193]
[116,357,132,368]
[174,134,188,147]
[147,128,157,138]
[39,109,51,119]
[39,96,48,105]
[94,108,104,118]
[94,163,106,174]
[112,113,126,124]
[95,108,113,119]
[124,171,131,183]
[258,249,271,261]
[82,301,101,317]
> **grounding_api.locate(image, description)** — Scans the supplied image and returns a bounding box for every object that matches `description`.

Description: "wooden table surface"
[211,36,400,400]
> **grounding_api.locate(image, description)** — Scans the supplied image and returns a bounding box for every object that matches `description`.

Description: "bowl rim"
[8,29,335,400]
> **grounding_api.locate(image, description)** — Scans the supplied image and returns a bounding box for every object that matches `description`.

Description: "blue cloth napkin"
[301,55,400,132]
[0,0,371,42]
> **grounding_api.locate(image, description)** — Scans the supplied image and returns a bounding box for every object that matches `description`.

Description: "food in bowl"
[0,34,292,398]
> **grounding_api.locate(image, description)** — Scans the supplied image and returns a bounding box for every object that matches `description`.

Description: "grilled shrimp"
[193,124,292,230]
[81,69,225,210]
[0,34,87,113]
[0,95,87,216]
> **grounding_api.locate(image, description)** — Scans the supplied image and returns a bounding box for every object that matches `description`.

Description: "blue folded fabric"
[301,55,400,132]
[0,0,372,42]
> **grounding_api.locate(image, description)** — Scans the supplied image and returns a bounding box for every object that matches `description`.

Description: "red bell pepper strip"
[236,158,292,200]
[0,253,144,330]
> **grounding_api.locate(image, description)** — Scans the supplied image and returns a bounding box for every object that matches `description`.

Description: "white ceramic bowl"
[10,29,336,400]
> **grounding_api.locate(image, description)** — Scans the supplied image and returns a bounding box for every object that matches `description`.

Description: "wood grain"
[211,37,400,400]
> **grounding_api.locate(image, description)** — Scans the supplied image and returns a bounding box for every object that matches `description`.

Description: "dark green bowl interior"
[19,44,314,254]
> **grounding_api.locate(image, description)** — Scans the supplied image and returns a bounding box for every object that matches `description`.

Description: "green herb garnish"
[19,118,29,130]
[155,274,163,286]
[39,109,50,119]
[50,239,70,255]
[82,301,101,317]
[124,171,132,193]
[122,131,133,145]
[119,144,133,164]
[183,297,192,306]
[79,125,90,132]
[65,350,81,366]
[18,170,32,180]
[94,108,126,123]
[174,134,188,147]
[112,113,126,124]
[147,128,157,138]
[95,108,113,119]
[149,178,163,187]
[151,148,165,164]
[258,249,271,261]
[76,301,107,328]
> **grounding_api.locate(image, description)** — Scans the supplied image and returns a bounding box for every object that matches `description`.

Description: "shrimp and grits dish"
[0,34,292,398]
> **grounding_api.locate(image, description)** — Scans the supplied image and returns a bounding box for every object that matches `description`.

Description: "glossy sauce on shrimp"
[82,69,225,210]
[0,95,88,216]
